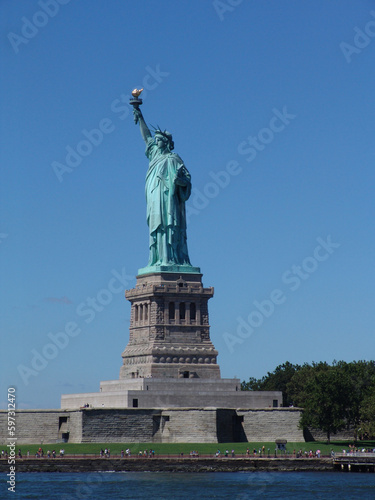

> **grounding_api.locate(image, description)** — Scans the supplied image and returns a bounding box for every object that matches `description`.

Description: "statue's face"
[156,134,168,151]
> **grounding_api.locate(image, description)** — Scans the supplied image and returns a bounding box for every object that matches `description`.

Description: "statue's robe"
[145,137,192,266]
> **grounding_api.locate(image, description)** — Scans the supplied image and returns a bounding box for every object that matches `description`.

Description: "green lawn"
[12,441,375,457]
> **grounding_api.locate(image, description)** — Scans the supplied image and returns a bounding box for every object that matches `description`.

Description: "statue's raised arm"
[133,107,152,144]
[130,88,151,144]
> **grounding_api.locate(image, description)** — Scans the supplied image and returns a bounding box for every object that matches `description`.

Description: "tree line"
[241,360,375,442]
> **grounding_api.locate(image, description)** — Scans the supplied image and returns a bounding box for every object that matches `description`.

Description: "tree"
[297,363,350,443]
[286,362,317,408]
[340,360,375,439]
[241,377,262,391]
[242,359,375,442]
[241,361,300,406]
[360,384,375,438]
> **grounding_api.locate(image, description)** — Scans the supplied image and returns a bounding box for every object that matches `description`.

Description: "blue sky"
[1,0,374,409]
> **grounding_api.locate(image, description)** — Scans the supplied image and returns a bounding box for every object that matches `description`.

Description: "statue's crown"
[152,125,174,150]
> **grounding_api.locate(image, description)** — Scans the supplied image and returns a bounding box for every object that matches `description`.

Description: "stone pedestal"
[61,271,283,412]
[119,272,220,380]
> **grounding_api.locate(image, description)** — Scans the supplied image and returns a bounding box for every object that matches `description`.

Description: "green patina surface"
[132,104,197,274]
[138,264,201,276]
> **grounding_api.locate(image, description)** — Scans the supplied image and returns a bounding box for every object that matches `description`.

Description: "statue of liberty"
[131,92,198,273]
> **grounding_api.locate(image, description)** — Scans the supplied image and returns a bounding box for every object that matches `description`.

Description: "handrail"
[333,452,375,459]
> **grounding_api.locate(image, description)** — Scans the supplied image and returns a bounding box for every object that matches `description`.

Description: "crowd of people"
[2,444,375,460]
[1,448,65,459]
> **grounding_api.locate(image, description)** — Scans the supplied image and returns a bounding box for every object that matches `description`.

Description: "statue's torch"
[129,88,143,124]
